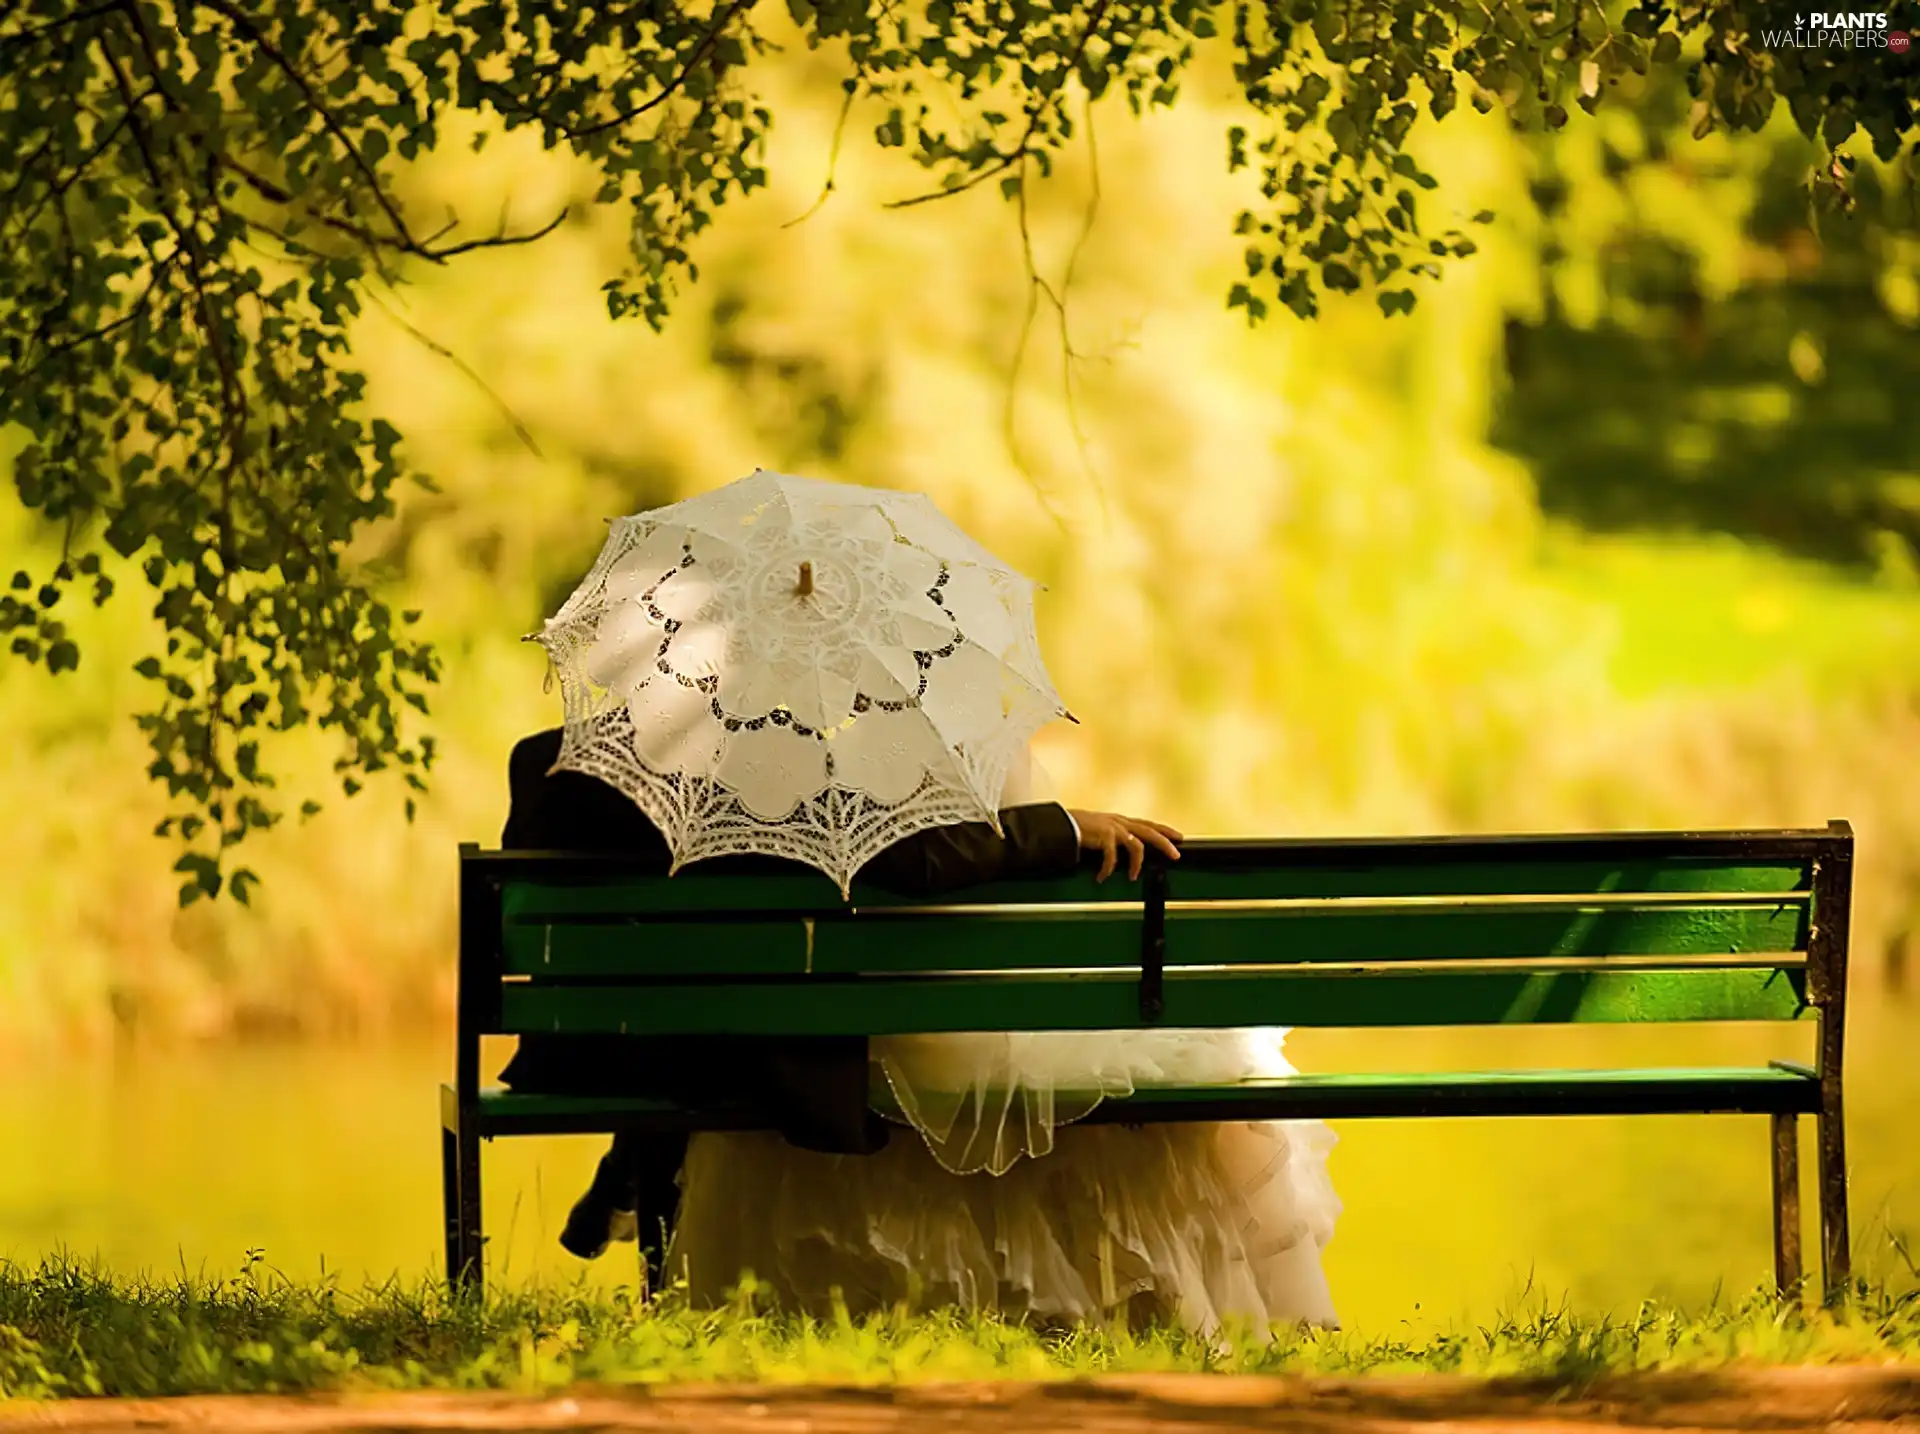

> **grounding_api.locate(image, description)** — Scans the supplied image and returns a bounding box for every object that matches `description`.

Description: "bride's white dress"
[665,1030,1341,1334]
[661,755,1342,1335]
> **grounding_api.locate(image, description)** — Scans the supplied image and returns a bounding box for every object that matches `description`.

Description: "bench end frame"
[1810,820,1854,1307]
[446,841,502,1294]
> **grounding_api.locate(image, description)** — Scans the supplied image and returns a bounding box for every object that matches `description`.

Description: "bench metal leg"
[440,1125,463,1292]
[1769,1112,1802,1301]
[455,1126,484,1294]
[440,1100,484,1295]
[1817,1086,1851,1306]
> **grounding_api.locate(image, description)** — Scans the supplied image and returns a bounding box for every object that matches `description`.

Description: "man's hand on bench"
[1067,810,1183,882]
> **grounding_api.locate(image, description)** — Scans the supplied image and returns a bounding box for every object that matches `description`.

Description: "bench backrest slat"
[499,901,1810,978]
[496,854,1814,922]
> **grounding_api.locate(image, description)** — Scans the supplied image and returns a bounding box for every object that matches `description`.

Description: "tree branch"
[219,152,568,265]
[422,206,571,258]
[0,0,117,53]
[1,97,143,241]
[21,252,179,377]
[885,0,1113,211]
[781,81,856,229]
[213,152,396,250]
[187,0,422,251]
[561,0,758,140]
[361,287,546,460]
[95,30,246,462]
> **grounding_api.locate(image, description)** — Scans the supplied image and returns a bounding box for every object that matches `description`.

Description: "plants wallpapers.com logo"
[1760,10,1913,49]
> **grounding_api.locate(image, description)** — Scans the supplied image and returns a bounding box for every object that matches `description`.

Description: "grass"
[1536,525,1920,698]
[1,1253,1916,1400]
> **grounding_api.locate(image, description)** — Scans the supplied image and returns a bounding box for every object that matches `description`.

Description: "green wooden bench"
[443,822,1855,1306]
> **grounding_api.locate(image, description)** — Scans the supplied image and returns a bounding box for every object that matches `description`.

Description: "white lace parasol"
[534,470,1072,895]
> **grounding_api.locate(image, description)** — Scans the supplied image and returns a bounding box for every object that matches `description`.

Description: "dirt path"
[4,1366,1917,1434]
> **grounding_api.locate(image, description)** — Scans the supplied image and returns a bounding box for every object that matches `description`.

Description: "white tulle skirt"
[664,1028,1341,1335]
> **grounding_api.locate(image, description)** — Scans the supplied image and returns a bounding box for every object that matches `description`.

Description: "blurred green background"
[3,50,1917,1338]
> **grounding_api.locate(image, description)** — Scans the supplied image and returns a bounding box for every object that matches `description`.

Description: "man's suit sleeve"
[858,802,1080,897]
[996,804,1082,880]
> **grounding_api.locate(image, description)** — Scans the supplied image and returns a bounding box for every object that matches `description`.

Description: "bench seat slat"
[449,1065,1818,1137]
[501,903,1809,976]
[499,966,1807,1036]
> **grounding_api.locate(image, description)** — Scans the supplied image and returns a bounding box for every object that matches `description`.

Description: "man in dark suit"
[496,727,1180,1280]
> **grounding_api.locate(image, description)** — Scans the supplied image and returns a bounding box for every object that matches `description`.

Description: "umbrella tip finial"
[796,561,814,597]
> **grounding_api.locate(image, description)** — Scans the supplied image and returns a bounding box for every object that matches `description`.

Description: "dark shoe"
[559,1148,641,1260]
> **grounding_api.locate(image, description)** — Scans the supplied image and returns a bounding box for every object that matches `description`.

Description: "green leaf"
[1226,282,1270,322]
[1322,261,1361,292]
[1280,273,1316,319]
[172,851,222,900]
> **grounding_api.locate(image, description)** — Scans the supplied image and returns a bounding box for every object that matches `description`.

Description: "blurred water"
[5,1010,1915,1336]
